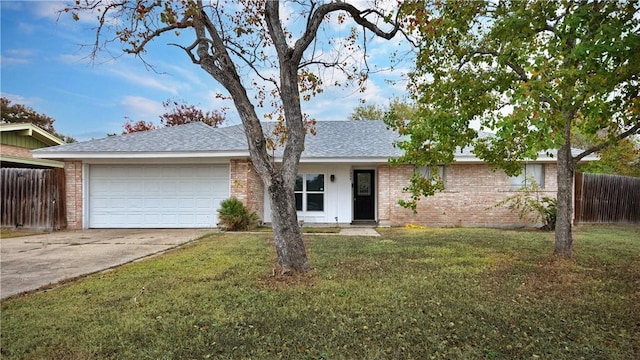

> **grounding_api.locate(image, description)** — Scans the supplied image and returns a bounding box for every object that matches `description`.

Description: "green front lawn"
[1,226,638,359]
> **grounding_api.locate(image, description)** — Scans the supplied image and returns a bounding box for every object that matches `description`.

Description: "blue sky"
[1,1,411,141]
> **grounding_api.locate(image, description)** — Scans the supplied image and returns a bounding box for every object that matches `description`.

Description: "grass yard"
[1,226,638,359]
[253,226,341,234]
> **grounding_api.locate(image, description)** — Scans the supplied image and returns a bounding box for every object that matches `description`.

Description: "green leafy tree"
[348,104,384,121]
[575,135,640,178]
[349,99,418,121]
[1,97,76,143]
[67,0,408,273]
[391,0,640,257]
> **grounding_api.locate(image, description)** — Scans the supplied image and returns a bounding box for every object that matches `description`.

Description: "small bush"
[217,198,259,231]
[494,181,557,230]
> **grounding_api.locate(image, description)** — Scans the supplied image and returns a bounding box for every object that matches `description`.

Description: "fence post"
[574,172,583,224]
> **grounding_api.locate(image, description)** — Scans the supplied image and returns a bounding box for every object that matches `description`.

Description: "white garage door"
[89,164,229,228]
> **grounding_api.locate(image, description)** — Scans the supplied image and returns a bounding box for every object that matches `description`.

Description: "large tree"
[67,0,407,272]
[389,0,640,257]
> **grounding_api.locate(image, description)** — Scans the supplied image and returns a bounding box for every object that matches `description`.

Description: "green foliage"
[1,226,638,359]
[576,137,640,178]
[217,197,259,231]
[391,0,640,208]
[494,181,557,230]
[397,168,445,212]
[348,103,384,121]
[349,98,418,122]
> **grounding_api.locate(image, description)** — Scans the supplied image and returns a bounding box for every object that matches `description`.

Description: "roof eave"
[0,155,65,168]
[0,123,65,146]
[32,151,250,160]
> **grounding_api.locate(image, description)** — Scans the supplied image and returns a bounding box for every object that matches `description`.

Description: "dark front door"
[353,170,375,221]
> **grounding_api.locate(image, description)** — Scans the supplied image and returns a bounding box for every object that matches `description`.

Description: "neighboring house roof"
[32,120,597,163]
[1,123,65,168]
[1,123,65,147]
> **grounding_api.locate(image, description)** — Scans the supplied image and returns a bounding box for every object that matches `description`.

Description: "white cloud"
[32,1,65,20]
[0,55,29,66]
[0,48,37,66]
[58,53,88,64]
[0,93,42,107]
[106,66,182,95]
[120,96,163,119]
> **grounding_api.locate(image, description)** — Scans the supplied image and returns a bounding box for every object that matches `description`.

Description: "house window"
[415,165,446,187]
[510,164,544,188]
[295,173,324,211]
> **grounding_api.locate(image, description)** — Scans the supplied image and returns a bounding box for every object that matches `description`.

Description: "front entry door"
[353,170,375,221]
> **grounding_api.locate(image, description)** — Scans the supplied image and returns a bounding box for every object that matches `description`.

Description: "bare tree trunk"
[555,142,574,257]
[268,173,310,273]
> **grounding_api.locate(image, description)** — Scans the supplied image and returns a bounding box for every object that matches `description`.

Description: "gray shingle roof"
[33,122,247,153]
[277,120,402,158]
[33,120,594,161]
[33,120,403,158]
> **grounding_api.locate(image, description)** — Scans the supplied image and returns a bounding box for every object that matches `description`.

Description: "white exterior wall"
[263,164,353,224]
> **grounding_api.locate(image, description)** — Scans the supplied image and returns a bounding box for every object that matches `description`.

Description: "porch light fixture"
[330,174,335,182]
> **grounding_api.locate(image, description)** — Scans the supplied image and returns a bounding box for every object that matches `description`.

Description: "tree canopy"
[349,99,417,122]
[390,0,640,257]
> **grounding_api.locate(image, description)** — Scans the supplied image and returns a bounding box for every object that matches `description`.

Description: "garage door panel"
[89,164,229,228]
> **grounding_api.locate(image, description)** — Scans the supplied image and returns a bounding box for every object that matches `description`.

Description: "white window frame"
[295,173,325,212]
[510,164,544,188]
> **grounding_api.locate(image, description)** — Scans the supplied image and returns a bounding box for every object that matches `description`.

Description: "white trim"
[77,158,233,165]
[82,163,90,230]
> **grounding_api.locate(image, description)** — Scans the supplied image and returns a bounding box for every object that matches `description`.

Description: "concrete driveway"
[0,229,213,299]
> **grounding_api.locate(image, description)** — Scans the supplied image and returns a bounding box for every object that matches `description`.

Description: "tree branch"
[574,121,640,163]
[168,39,201,64]
[293,2,402,66]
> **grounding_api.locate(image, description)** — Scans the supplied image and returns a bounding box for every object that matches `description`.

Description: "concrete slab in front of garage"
[0,229,214,299]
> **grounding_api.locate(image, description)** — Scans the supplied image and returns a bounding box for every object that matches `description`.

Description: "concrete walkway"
[0,229,212,299]
[338,227,380,237]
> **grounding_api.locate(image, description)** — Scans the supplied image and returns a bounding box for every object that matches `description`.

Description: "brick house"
[32,121,595,229]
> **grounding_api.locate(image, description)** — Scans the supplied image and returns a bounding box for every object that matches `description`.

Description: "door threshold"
[350,220,378,226]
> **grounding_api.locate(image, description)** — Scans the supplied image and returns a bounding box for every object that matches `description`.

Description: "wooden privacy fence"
[574,172,640,224]
[1,168,67,230]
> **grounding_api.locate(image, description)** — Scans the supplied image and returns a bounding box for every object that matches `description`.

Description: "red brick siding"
[1,144,33,158]
[378,163,558,227]
[64,161,83,229]
[230,159,264,221]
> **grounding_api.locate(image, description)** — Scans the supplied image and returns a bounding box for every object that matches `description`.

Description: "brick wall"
[230,159,264,221]
[0,144,32,158]
[64,161,83,229]
[378,163,558,227]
